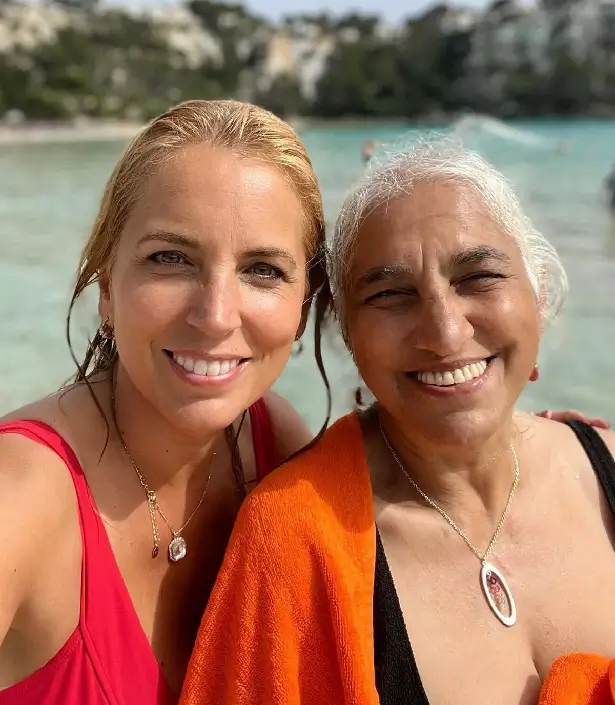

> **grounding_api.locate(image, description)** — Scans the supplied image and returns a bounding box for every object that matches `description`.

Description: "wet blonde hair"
[67,100,333,443]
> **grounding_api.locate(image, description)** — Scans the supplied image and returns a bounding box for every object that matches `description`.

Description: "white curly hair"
[329,136,568,343]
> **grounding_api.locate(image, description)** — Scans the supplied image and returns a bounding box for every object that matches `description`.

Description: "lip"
[165,351,249,387]
[166,349,251,362]
[409,356,494,374]
[404,357,497,397]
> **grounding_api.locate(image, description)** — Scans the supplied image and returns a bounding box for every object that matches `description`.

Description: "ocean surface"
[2,118,615,430]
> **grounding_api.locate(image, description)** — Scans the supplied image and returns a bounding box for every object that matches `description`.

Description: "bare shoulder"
[516,412,615,505]
[0,403,78,636]
[262,390,314,463]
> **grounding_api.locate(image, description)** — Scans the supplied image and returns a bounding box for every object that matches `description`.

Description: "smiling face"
[346,180,541,445]
[99,143,308,434]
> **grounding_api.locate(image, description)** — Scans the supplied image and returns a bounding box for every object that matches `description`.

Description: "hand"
[536,409,610,429]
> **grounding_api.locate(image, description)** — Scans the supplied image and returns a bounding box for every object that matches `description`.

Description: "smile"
[165,351,248,378]
[412,357,494,387]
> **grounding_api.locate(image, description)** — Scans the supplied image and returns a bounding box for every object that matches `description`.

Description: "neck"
[109,365,224,491]
[376,406,517,523]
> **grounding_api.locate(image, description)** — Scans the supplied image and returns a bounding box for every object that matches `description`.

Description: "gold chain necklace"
[378,414,520,627]
[111,388,214,563]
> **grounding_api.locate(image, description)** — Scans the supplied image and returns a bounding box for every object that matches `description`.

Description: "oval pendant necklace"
[111,388,214,563]
[378,414,519,627]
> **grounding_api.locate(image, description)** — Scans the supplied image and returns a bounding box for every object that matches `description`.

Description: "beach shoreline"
[0,121,144,145]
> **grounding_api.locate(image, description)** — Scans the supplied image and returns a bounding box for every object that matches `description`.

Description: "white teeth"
[417,359,488,387]
[172,355,240,377]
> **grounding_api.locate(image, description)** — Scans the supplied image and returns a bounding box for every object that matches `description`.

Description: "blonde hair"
[68,99,331,385]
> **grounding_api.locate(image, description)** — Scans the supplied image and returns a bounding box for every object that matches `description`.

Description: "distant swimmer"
[606,164,615,213]
[361,140,378,164]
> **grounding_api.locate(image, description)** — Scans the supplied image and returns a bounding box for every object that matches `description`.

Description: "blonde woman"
[0,100,331,704]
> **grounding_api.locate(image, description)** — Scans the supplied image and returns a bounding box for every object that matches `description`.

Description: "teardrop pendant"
[480,562,516,627]
[168,535,187,563]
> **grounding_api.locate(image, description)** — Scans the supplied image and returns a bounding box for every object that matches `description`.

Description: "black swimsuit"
[373,420,615,705]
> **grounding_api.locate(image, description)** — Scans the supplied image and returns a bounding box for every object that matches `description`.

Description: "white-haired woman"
[181,138,615,705]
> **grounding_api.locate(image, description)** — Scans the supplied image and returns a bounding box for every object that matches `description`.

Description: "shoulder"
[0,419,77,632]
[261,390,314,463]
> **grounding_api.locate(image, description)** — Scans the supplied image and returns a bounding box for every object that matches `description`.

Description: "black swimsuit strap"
[566,420,615,515]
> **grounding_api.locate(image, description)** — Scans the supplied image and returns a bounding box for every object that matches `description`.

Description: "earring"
[99,319,114,340]
[529,364,539,382]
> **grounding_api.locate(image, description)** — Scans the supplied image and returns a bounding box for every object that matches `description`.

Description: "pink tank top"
[0,398,277,705]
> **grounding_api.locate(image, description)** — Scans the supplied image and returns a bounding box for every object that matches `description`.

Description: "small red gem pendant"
[480,562,516,627]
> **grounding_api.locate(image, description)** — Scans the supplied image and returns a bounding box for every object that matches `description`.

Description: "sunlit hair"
[66,99,333,449]
[329,136,568,343]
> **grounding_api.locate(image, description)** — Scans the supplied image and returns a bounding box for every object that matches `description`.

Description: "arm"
[0,433,75,685]
[263,390,315,464]
[536,409,610,429]
[0,435,44,644]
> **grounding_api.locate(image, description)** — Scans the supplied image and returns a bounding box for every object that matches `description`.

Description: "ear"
[98,270,113,327]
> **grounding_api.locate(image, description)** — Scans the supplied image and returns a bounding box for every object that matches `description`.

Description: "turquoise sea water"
[2,119,615,429]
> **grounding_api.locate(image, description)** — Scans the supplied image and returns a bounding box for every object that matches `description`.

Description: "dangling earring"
[98,319,116,363]
[529,363,539,382]
[99,318,113,339]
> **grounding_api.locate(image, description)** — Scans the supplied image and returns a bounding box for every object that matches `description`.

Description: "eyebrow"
[354,245,511,291]
[355,263,413,290]
[138,231,298,268]
[138,230,200,248]
[451,245,511,268]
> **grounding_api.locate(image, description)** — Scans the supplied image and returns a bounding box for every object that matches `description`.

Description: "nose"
[412,290,474,357]
[185,271,242,338]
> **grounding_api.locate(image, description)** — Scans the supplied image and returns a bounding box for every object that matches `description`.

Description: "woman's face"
[99,144,308,434]
[346,180,541,445]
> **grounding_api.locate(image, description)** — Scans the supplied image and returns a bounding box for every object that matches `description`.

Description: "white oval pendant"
[168,536,187,563]
[480,562,516,627]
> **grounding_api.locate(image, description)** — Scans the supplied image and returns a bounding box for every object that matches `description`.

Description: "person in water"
[362,139,379,164]
[0,99,332,704]
[181,138,615,705]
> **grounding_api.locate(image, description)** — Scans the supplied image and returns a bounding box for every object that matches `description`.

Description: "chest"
[108,487,242,695]
[376,491,615,705]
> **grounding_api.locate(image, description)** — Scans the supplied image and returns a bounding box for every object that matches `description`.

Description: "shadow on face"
[346,180,541,446]
[99,143,308,435]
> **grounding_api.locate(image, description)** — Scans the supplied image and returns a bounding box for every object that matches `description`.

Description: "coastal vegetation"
[0,0,613,121]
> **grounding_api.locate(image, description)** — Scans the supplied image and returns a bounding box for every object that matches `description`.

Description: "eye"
[457,272,506,287]
[148,251,190,267]
[365,289,413,304]
[246,262,285,280]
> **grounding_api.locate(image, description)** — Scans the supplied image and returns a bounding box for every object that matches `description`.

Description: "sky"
[244,0,489,23]
[120,0,492,22]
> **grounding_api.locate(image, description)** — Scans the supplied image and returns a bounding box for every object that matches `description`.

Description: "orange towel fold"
[539,654,615,705]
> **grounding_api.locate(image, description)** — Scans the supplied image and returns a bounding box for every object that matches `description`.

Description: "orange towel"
[180,412,379,705]
[539,654,615,705]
